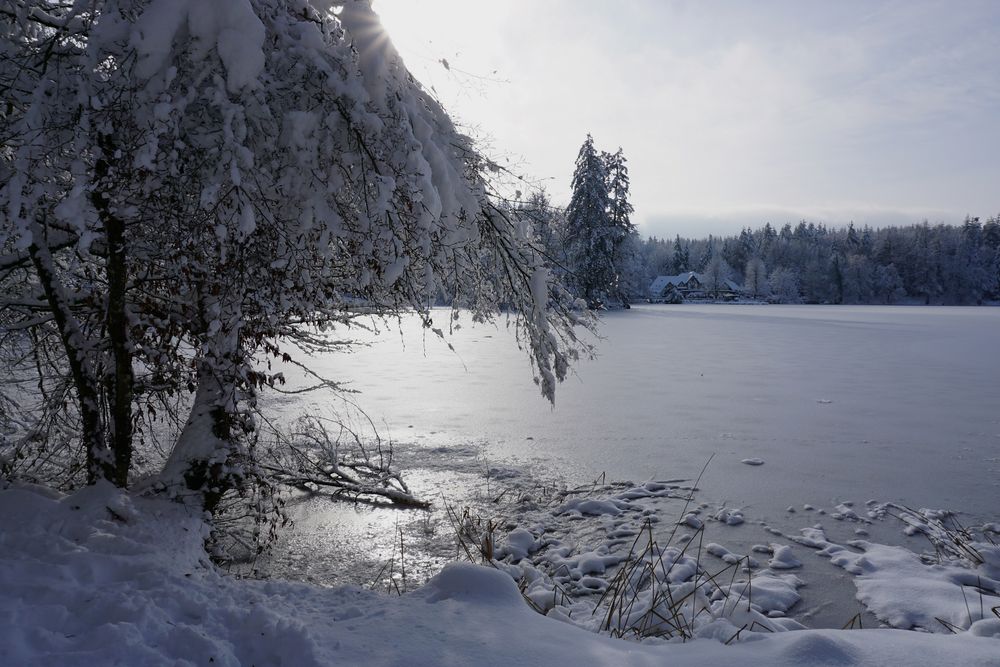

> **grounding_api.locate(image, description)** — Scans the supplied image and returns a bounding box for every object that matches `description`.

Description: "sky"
[373,0,1000,239]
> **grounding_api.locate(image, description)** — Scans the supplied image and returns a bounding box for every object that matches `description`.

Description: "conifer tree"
[673,235,689,273]
[564,135,614,306]
[604,148,638,303]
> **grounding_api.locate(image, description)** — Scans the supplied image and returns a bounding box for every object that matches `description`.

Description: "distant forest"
[518,161,999,307]
[630,217,1000,305]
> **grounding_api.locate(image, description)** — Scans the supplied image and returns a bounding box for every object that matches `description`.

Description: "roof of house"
[649,273,744,295]
[649,272,701,294]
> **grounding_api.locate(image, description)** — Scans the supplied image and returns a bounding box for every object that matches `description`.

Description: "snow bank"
[1,484,998,666]
[0,482,322,666]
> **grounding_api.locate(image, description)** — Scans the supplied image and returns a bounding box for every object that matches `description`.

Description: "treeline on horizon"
[632,216,1000,305]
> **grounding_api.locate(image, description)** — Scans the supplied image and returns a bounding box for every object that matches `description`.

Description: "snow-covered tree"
[743,257,768,299]
[699,236,715,270]
[702,254,733,299]
[904,223,943,304]
[605,149,634,231]
[955,217,995,304]
[0,0,589,508]
[603,148,638,303]
[672,235,689,273]
[518,189,565,272]
[872,264,905,304]
[564,136,634,307]
[616,230,647,303]
[841,255,874,304]
[768,268,801,303]
[629,218,999,305]
[642,237,672,278]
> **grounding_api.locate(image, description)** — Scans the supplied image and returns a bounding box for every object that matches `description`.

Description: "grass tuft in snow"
[594,517,767,642]
[368,520,411,595]
[881,503,992,566]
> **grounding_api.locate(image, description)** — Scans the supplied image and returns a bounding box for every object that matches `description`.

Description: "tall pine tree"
[605,148,638,304]
[673,235,689,273]
[565,136,635,307]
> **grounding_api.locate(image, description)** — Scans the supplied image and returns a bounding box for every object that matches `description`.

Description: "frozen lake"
[266,304,1000,627]
[282,304,1000,523]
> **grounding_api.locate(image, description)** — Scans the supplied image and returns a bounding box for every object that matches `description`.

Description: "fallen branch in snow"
[261,414,429,509]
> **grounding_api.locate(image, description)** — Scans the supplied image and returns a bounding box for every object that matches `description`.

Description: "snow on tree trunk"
[161,369,239,512]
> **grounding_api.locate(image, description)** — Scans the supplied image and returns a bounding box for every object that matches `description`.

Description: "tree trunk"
[28,224,111,483]
[92,146,134,488]
[161,369,240,512]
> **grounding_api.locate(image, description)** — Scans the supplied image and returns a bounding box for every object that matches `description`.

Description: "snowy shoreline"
[3,480,998,666]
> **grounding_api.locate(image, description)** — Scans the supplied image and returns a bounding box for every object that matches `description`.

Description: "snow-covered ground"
[3,482,998,666]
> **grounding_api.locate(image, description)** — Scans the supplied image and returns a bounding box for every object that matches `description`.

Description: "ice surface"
[270,305,1000,525]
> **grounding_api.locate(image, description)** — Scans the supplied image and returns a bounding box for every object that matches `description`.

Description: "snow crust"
[2,483,999,666]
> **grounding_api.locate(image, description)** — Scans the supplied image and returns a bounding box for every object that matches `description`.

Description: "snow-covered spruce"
[563,135,638,308]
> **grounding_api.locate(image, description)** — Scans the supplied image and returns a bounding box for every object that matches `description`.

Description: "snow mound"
[729,570,805,615]
[769,544,804,570]
[420,562,525,607]
[714,507,746,525]
[793,521,1000,633]
[497,527,539,562]
[778,633,859,665]
[556,497,629,516]
[707,543,759,568]
[969,619,1000,638]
